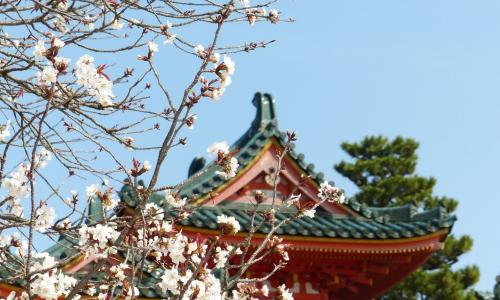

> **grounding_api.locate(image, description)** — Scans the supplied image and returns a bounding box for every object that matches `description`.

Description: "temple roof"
[112,92,457,298]
[119,92,456,240]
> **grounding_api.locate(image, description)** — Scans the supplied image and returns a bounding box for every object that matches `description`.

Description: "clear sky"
[159,0,500,292]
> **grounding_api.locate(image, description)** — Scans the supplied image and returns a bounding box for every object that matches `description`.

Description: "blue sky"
[162,0,500,292]
[13,0,499,293]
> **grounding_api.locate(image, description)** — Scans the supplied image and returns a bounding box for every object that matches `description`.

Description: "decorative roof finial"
[188,156,206,178]
[251,92,277,131]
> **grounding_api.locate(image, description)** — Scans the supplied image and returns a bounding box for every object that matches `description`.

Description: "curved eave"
[178,225,450,254]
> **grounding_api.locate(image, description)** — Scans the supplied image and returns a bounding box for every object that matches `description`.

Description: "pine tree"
[334,136,479,300]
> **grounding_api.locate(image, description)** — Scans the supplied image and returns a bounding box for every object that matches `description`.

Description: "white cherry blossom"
[110,263,129,281]
[4,164,30,199]
[122,136,134,148]
[159,268,180,294]
[207,141,229,156]
[214,246,232,269]
[239,0,250,7]
[318,181,345,203]
[111,20,124,30]
[52,38,65,48]
[194,45,205,57]
[164,189,186,208]
[54,56,70,70]
[269,9,280,24]
[29,253,77,300]
[216,157,239,179]
[84,15,95,30]
[86,184,99,198]
[57,1,67,10]
[34,204,55,233]
[7,198,24,217]
[33,40,46,60]
[145,203,164,221]
[261,285,269,297]
[34,148,52,169]
[75,54,115,107]
[78,223,120,258]
[217,214,241,234]
[277,284,294,300]
[301,208,316,218]
[124,287,139,300]
[0,121,11,142]
[148,41,159,53]
[223,55,235,75]
[38,66,58,84]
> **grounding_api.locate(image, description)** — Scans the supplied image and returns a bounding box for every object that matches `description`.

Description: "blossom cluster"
[125,203,226,299]
[78,223,120,258]
[33,38,71,89]
[144,202,165,221]
[109,263,129,281]
[0,234,24,263]
[217,157,239,179]
[276,284,294,300]
[75,55,115,107]
[266,236,290,263]
[4,164,30,201]
[318,181,345,204]
[86,184,119,211]
[194,46,236,101]
[231,282,270,299]
[34,203,56,233]
[129,158,152,177]
[4,148,52,217]
[217,214,241,235]
[164,189,186,208]
[207,141,230,155]
[136,219,173,249]
[159,268,222,299]
[301,208,316,218]
[214,245,242,269]
[29,253,78,300]
[207,141,239,179]
[32,38,116,108]
[244,7,280,25]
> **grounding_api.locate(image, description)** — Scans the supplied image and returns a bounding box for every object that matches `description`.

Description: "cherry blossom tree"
[0,1,344,299]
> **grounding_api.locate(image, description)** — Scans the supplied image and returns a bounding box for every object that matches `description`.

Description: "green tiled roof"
[119,92,456,239]
[168,203,454,239]
[119,182,455,240]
